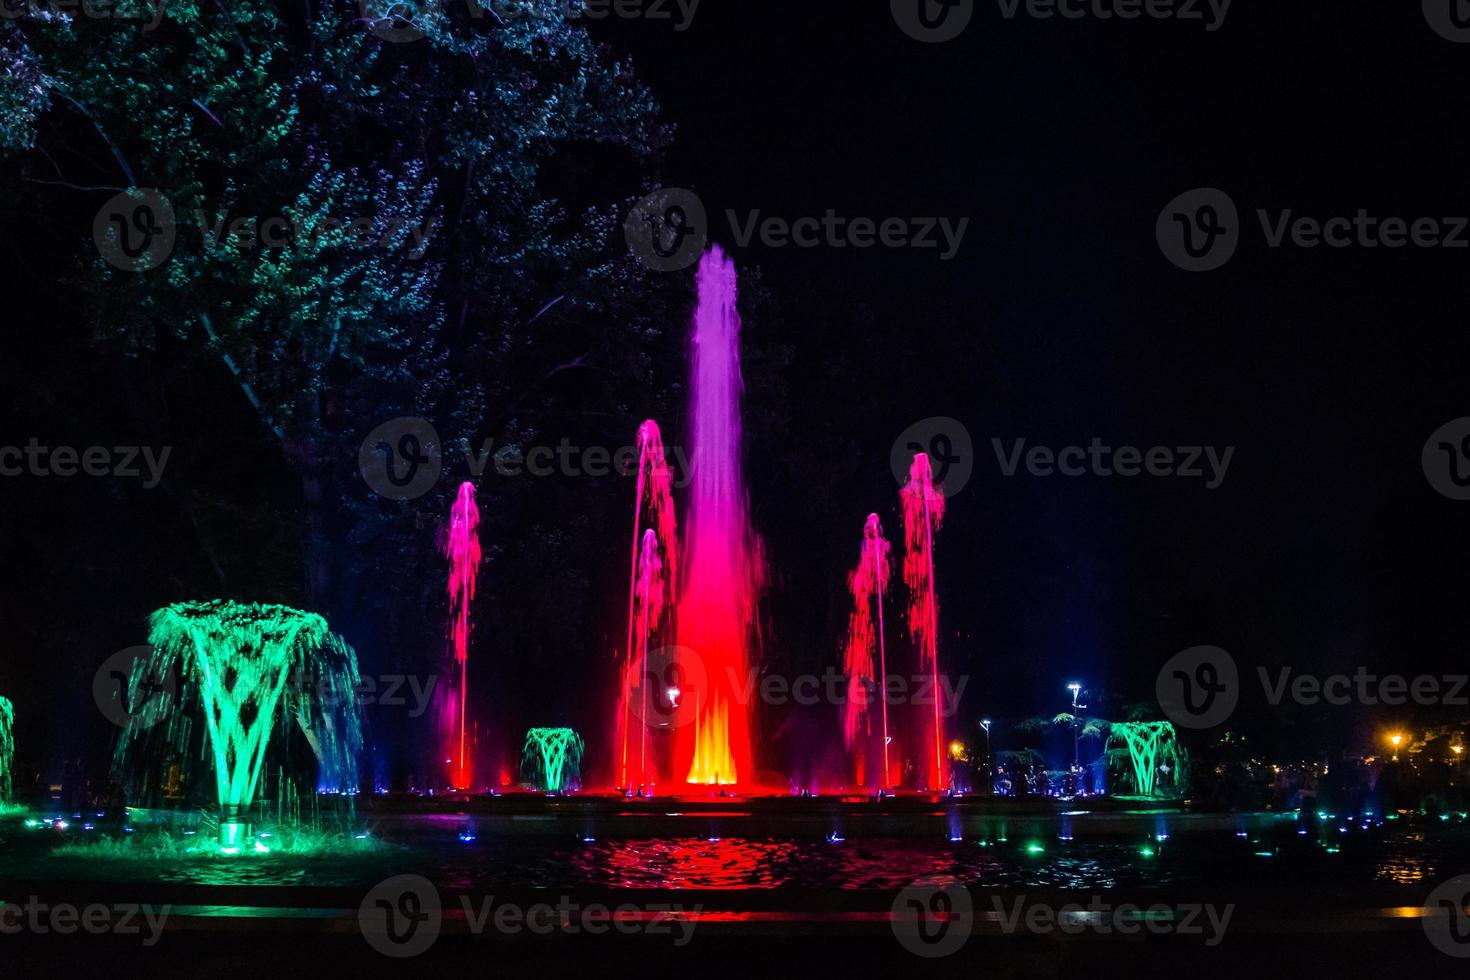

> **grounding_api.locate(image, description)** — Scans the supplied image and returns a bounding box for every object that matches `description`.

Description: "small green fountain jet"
[1108,720,1187,799]
[115,601,363,852]
[0,696,13,803]
[522,728,585,793]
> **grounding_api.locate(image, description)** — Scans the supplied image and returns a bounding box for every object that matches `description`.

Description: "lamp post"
[1389,733,1403,763]
[1067,684,1086,786]
[980,719,992,794]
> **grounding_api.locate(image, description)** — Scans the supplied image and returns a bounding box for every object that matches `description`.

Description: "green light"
[1108,721,1187,799]
[1024,842,1045,855]
[0,696,12,804]
[1254,850,1275,858]
[114,601,364,850]
[1139,846,1156,858]
[521,728,585,793]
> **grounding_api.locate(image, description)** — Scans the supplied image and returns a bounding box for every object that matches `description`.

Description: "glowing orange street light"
[1389,733,1403,762]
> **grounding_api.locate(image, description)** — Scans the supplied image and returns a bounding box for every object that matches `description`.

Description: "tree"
[3,2,673,620]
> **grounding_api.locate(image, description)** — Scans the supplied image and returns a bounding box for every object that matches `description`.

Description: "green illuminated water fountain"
[113,601,364,853]
[1107,720,1188,799]
[0,696,13,803]
[521,728,584,793]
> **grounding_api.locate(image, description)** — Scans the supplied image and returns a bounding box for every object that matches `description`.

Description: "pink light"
[843,514,892,789]
[901,453,946,792]
[444,481,481,790]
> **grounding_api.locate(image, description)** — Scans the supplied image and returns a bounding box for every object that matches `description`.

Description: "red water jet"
[444,480,481,790]
[901,453,946,791]
[843,513,892,789]
[678,246,762,788]
[617,421,677,789]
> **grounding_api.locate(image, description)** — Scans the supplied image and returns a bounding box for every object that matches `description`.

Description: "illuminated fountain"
[444,481,482,790]
[842,514,892,789]
[677,245,763,788]
[522,728,585,793]
[0,696,12,803]
[901,453,946,791]
[113,601,363,852]
[617,421,677,791]
[1107,721,1188,799]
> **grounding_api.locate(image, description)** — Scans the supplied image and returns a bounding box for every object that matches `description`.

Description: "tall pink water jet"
[901,453,946,791]
[444,481,481,790]
[617,421,677,789]
[843,513,892,789]
[678,245,762,787]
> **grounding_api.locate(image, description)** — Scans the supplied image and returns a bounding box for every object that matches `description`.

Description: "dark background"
[3,1,1468,783]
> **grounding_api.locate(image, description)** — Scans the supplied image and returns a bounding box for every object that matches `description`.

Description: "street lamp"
[1067,684,1086,783]
[980,719,992,794]
[1389,733,1403,762]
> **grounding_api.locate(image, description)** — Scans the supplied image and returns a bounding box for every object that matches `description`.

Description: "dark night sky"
[3,2,1470,779]
[595,2,1470,750]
